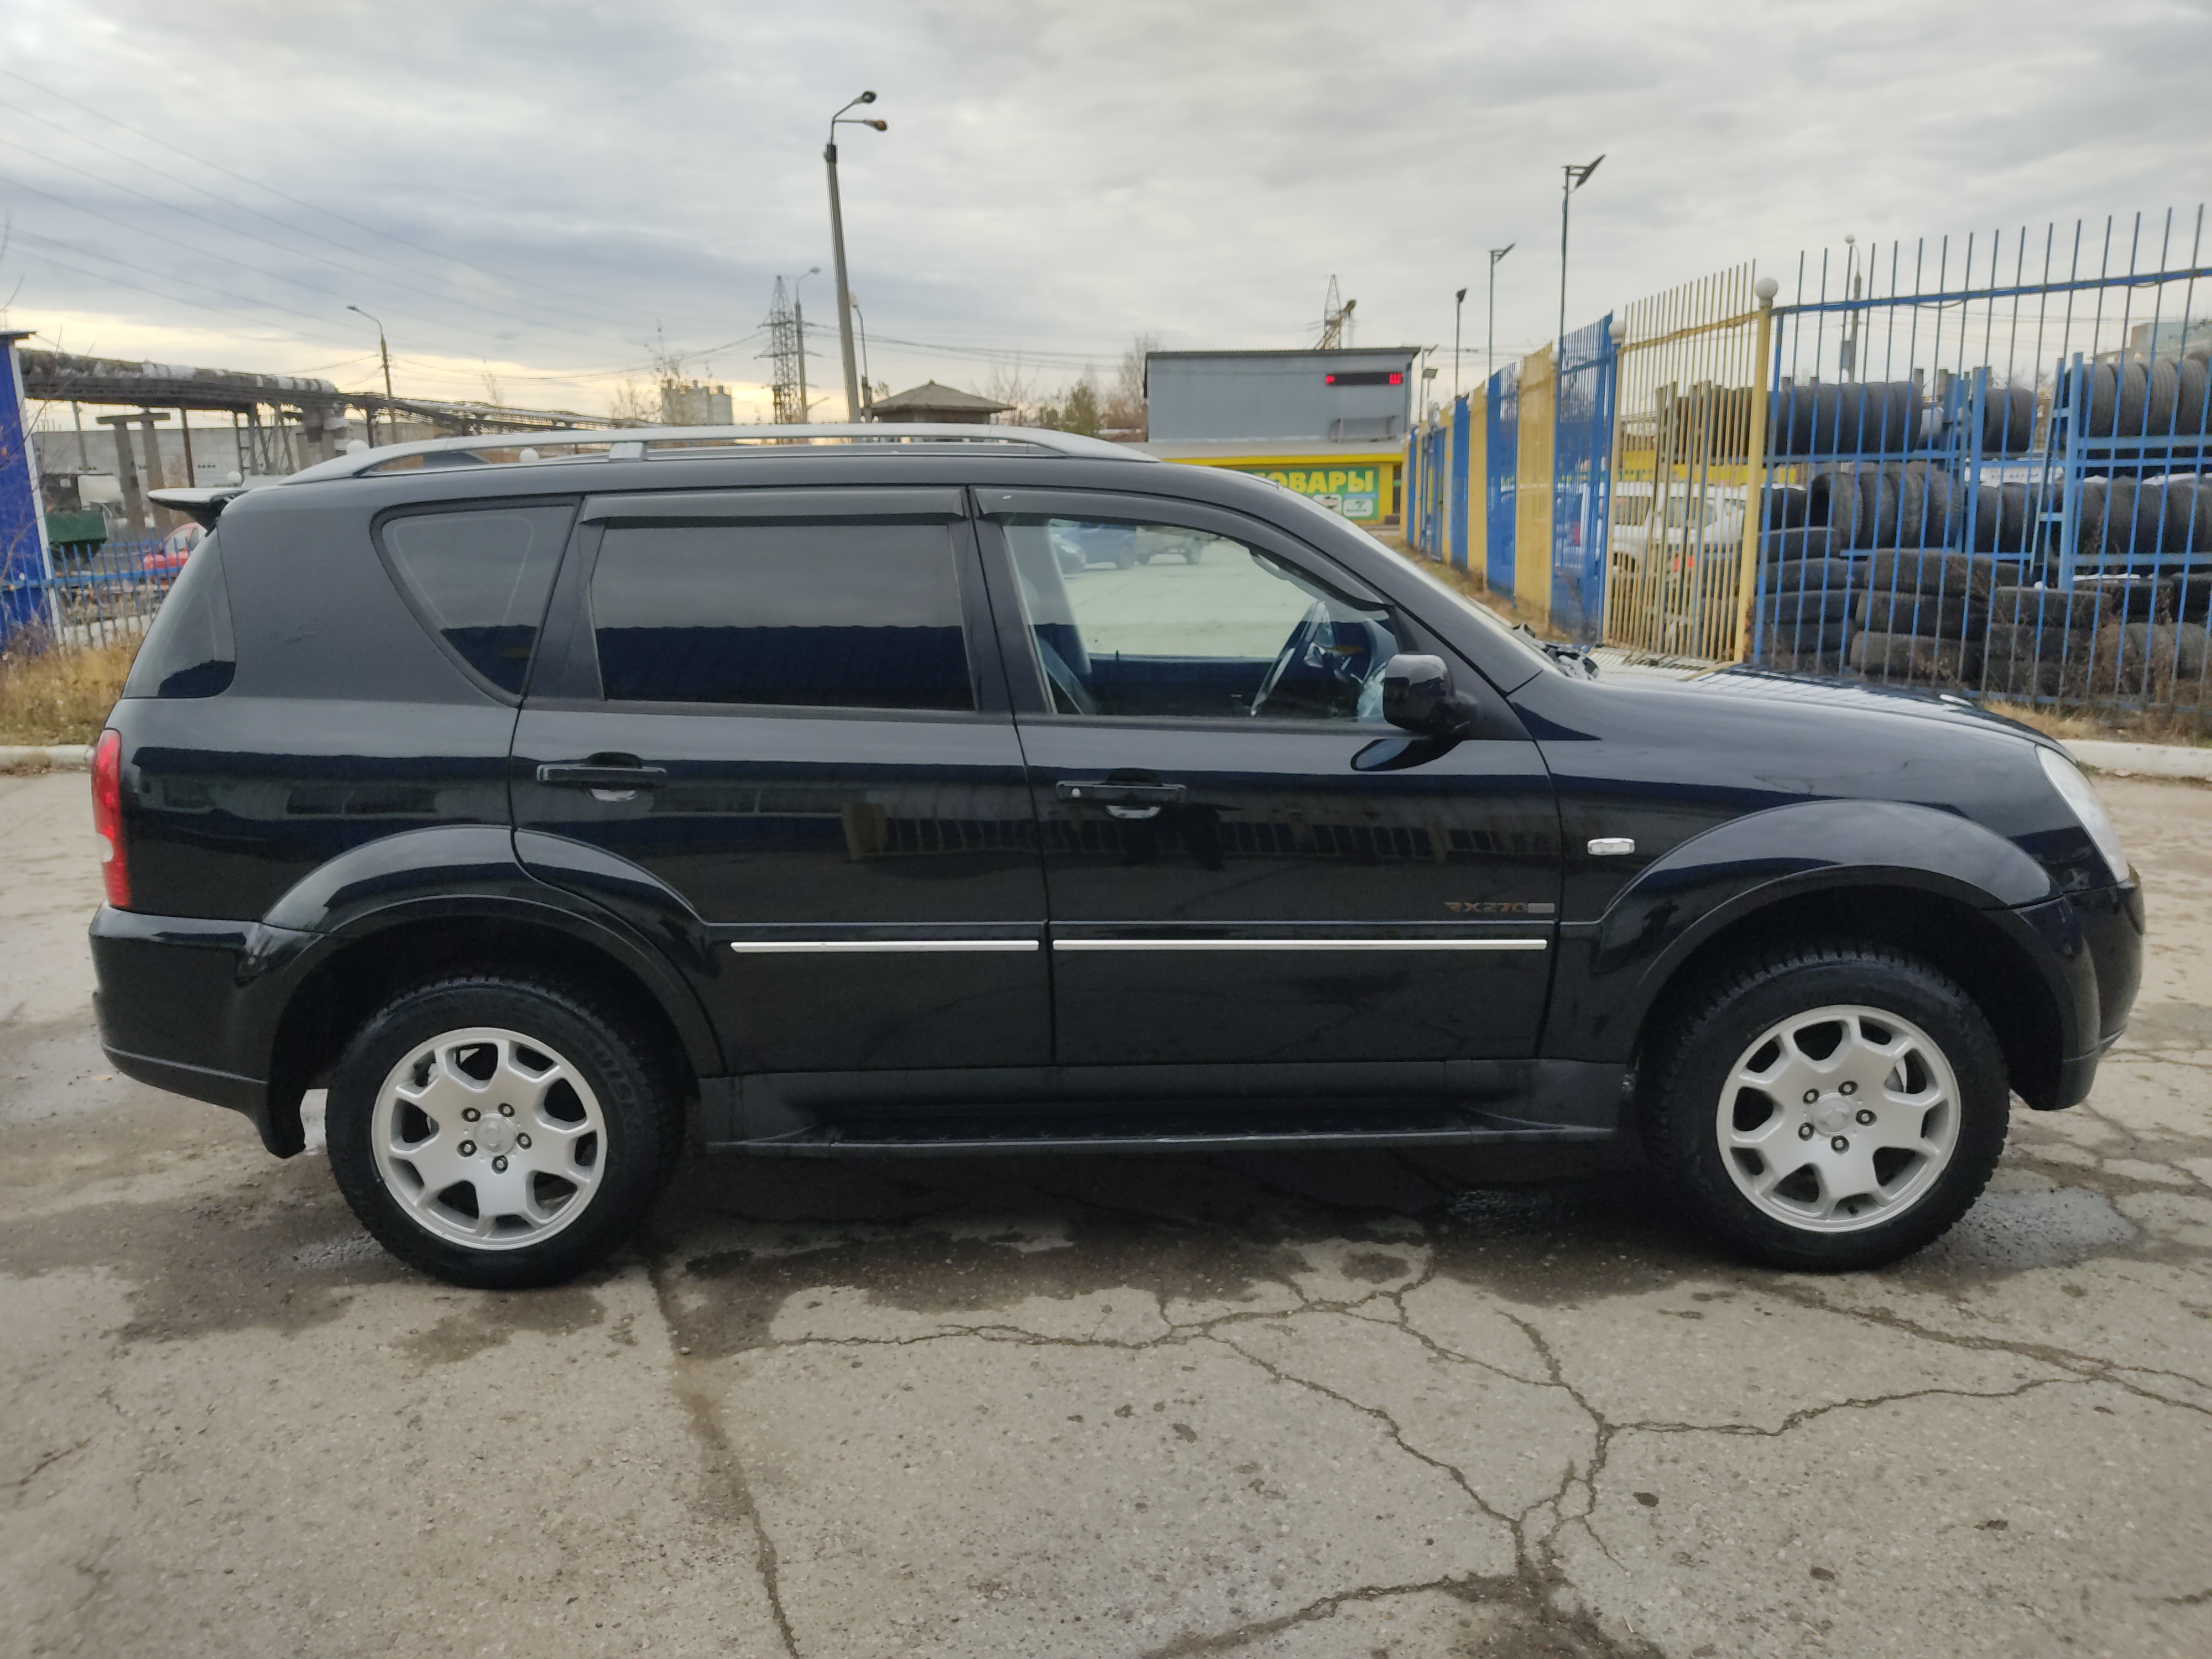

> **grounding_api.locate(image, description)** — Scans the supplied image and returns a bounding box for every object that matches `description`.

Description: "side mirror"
[1380,653,1480,739]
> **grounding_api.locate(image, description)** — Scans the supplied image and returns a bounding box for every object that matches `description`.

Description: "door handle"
[536,763,669,790]
[1055,780,1186,807]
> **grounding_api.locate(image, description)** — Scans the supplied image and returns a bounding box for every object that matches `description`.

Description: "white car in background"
[1609,481,1748,572]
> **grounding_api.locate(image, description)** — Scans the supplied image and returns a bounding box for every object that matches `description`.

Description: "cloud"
[0,0,2204,416]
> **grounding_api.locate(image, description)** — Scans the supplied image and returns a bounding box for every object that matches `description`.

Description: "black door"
[512,487,1050,1076]
[975,491,1559,1070]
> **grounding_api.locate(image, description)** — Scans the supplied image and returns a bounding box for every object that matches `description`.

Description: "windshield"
[1264,487,1556,679]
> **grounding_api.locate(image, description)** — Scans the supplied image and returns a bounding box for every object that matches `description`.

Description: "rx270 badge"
[1445,900,1554,916]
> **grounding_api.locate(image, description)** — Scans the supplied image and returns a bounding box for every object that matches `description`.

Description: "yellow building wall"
[1514,346,1554,622]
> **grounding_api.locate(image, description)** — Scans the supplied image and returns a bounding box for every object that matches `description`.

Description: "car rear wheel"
[326,977,682,1288]
[1641,944,2008,1270]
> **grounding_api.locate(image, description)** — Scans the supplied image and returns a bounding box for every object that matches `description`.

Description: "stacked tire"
[1762,536,1858,671]
[1849,551,1995,686]
[2074,348,2212,439]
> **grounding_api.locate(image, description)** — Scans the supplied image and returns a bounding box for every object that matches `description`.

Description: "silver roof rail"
[281,422,1153,484]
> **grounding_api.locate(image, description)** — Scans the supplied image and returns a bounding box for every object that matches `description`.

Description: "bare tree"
[607,376,656,425]
[479,365,508,410]
[1103,332,1157,436]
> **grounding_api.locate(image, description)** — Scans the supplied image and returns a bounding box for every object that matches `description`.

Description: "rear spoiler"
[145,486,251,528]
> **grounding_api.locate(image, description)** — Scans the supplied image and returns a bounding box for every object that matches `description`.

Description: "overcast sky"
[2,0,2206,421]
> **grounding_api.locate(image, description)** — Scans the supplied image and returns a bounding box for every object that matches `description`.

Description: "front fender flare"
[1542,797,2073,1062]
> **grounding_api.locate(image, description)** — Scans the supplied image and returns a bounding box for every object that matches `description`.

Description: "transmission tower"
[1317,275,1357,348]
[761,277,807,424]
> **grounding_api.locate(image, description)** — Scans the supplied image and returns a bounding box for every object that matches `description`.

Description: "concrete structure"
[870,381,1012,425]
[1141,347,1419,526]
[661,381,734,425]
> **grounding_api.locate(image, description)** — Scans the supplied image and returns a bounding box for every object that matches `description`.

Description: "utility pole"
[825,92,887,422]
[796,266,821,420]
[1487,244,1514,385]
[1453,287,1468,404]
[1558,156,1604,367]
[348,305,395,444]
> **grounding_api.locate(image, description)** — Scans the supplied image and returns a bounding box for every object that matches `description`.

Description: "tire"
[1639,943,2009,1270]
[1868,549,1996,598]
[1981,385,2037,455]
[1767,555,1858,596]
[2176,356,2210,436]
[1860,589,1983,639]
[1113,547,1138,570]
[1762,526,1838,565]
[1766,582,1860,627]
[1185,544,1206,564]
[326,977,684,1289]
[1765,486,1811,530]
[2083,363,2118,437]
[2113,359,2150,437]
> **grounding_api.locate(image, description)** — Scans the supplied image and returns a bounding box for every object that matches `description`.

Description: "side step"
[711,1103,1615,1158]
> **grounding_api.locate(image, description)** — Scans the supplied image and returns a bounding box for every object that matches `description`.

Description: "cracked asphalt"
[3,768,2209,1659]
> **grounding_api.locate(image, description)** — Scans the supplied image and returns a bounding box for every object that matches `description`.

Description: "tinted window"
[589,521,974,710]
[1003,515,1403,720]
[380,505,573,693]
[123,533,235,700]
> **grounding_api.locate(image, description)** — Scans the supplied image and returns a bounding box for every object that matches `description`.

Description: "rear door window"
[123,532,235,699]
[586,521,975,711]
[378,504,575,694]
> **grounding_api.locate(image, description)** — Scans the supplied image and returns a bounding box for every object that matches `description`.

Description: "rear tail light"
[92,729,129,909]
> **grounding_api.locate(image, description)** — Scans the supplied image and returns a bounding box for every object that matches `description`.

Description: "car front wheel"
[326,977,682,1288]
[1641,943,2008,1270]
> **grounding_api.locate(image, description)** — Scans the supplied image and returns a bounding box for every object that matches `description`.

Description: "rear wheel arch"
[1629,885,2067,1113]
[267,908,717,1155]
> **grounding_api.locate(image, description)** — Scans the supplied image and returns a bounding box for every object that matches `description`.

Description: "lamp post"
[849,290,874,415]
[1558,155,1604,367]
[1452,287,1468,405]
[825,92,888,422]
[1486,244,1514,385]
[794,265,822,421]
[346,305,395,445]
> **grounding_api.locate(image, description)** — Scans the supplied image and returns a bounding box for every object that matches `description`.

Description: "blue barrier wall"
[1550,314,1616,640]
[2,332,55,646]
[1484,365,1520,594]
[1448,396,1471,568]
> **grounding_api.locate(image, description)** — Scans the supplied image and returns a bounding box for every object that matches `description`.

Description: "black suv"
[100,427,2143,1287]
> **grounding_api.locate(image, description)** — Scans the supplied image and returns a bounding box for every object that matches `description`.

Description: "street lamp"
[1487,244,1514,385]
[825,91,888,422]
[346,304,395,445]
[1558,155,1604,367]
[794,265,822,421]
[1452,286,1468,405]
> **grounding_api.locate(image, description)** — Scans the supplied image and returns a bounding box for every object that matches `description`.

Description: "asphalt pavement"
[2,766,2208,1659]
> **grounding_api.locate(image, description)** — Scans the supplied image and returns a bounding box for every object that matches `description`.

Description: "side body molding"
[1543,797,2071,1062]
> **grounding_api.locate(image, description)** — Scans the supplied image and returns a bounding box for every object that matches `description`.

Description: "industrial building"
[1140,347,1418,526]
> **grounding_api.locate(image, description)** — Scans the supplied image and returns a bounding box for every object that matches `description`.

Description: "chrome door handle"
[1055,780,1186,807]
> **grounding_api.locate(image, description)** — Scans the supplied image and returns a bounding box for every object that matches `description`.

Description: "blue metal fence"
[4,538,177,654]
[1551,315,1618,639]
[1750,208,2212,714]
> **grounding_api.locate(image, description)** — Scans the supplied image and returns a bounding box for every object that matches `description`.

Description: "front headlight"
[2038,747,2130,883]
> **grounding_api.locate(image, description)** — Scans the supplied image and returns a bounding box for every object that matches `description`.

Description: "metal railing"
[1748,210,2211,716]
[3,538,176,654]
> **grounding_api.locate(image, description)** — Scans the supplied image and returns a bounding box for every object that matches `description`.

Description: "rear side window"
[588,521,974,711]
[124,534,235,699]
[379,505,573,693]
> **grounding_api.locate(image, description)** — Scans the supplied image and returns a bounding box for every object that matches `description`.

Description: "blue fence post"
[1486,367,1520,594]
[1,330,57,649]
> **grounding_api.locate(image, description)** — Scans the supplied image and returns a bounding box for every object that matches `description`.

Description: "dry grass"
[0,638,139,746]
[1986,700,2211,748]
[1383,541,1571,639]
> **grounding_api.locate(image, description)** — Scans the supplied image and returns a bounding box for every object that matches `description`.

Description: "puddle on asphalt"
[1907,1185,2138,1277]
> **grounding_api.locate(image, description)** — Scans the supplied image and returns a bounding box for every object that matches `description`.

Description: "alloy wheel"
[1716,1003,1962,1233]
[369,1026,607,1249]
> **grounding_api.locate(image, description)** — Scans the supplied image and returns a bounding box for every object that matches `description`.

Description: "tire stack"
[1850,551,1995,686]
[2075,348,2212,439]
